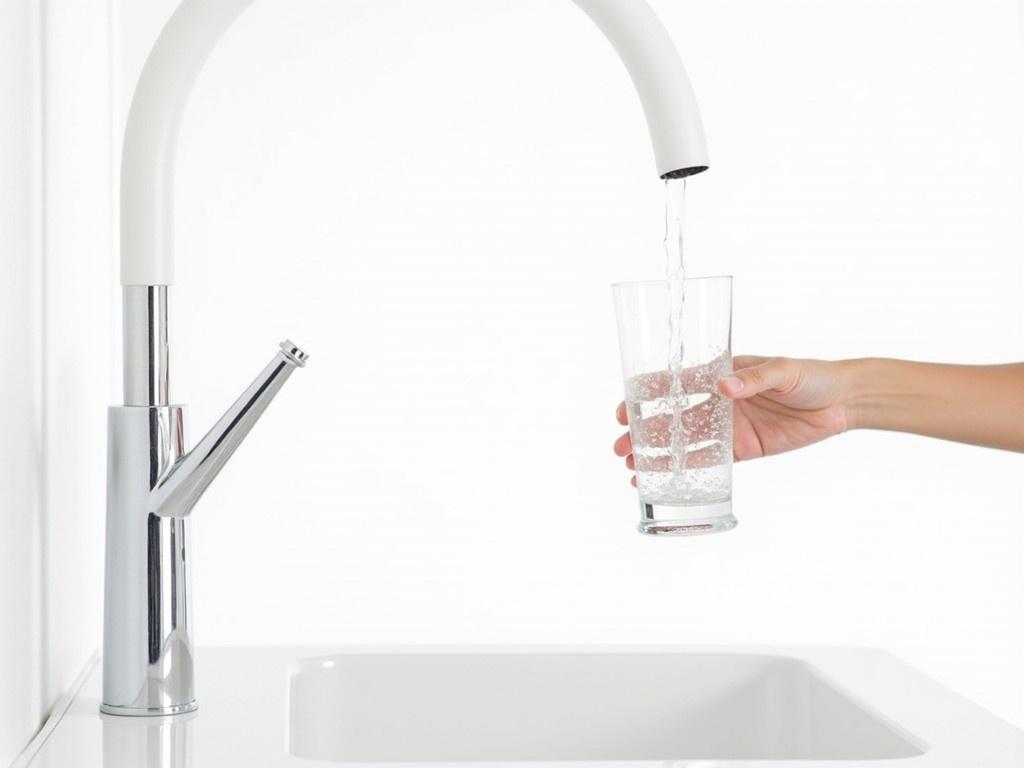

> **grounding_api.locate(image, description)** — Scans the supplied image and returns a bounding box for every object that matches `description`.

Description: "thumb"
[719,357,799,400]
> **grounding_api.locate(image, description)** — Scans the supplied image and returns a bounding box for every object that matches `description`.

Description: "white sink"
[18,646,1024,767]
[290,653,921,762]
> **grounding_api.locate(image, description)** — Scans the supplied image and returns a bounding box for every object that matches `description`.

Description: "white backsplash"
[0,0,116,762]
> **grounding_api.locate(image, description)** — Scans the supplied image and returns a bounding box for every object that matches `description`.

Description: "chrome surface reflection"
[102,287,306,715]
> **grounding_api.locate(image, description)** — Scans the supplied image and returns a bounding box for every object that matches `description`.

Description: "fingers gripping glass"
[612,277,736,536]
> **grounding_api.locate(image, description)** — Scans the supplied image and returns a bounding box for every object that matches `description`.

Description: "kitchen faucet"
[102,0,709,716]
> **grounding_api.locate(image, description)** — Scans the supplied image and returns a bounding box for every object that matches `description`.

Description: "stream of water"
[664,178,688,477]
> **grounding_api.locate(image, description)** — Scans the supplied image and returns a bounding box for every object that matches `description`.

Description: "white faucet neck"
[119,0,708,286]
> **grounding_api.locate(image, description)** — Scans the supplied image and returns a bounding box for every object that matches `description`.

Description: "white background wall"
[3,0,1020,760]
[39,0,117,751]
[111,0,1024,726]
[0,0,114,763]
[0,3,45,762]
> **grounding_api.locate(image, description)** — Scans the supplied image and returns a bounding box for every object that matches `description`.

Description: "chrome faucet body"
[104,0,708,717]
[102,286,306,716]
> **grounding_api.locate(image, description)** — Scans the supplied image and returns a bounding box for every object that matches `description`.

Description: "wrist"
[839,358,905,432]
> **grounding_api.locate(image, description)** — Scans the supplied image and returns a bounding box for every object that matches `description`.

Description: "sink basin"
[17,645,1024,767]
[290,653,921,761]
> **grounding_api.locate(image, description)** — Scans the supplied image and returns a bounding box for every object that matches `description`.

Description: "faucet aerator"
[661,165,710,180]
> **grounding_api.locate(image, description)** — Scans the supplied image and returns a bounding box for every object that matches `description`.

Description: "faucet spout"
[119,0,708,286]
[150,340,308,519]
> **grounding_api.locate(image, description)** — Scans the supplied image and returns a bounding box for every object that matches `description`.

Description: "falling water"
[664,178,688,479]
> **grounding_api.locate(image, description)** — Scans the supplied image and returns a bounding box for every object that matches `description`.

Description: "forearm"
[844,359,1024,452]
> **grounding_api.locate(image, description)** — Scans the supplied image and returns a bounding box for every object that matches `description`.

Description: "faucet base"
[103,405,195,715]
[99,700,198,718]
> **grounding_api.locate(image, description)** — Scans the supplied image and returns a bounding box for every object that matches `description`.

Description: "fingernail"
[722,376,744,393]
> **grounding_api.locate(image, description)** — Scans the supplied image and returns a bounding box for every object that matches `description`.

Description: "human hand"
[613,356,854,484]
[718,355,854,460]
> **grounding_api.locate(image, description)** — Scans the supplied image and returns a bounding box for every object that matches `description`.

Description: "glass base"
[99,700,198,717]
[638,498,736,537]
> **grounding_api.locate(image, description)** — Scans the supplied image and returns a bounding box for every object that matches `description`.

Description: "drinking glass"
[612,276,735,535]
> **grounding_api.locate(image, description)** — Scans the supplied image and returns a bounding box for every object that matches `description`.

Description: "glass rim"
[610,275,732,289]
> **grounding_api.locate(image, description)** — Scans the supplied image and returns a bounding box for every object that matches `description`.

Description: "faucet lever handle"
[150,339,308,518]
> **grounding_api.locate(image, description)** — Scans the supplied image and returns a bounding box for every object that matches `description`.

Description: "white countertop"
[17,645,1024,767]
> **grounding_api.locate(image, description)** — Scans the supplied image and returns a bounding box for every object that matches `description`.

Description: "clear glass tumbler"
[612,276,735,536]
